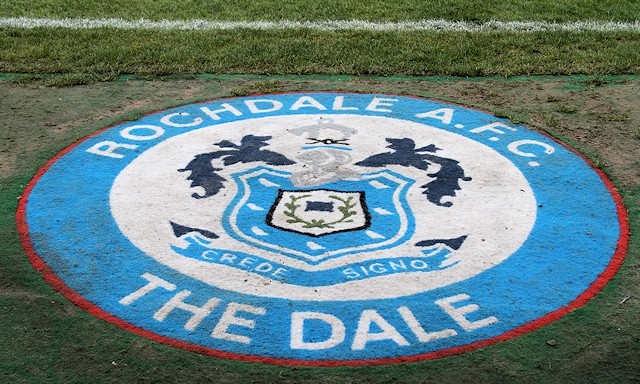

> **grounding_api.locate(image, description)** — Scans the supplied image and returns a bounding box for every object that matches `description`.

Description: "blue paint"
[23,93,622,362]
[223,167,414,260]
[171,237,455,286]
[302,145,352,151]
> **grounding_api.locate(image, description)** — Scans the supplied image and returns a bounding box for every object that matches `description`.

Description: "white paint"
[373,207,393,215]
[435,293,499,331]
[211,303,267,344]
[397,306,457,342]
[110,114,537,301]
[86,141,138,159]
[508,139,555,157]
[202,251,290,279]
[239,257,256,268]
[119,272,176,305]
[258,178,280,187]
[3,17,640,32]
[290,312,346,350]
[200,104,243,120]
[153,290,221,331]
[332,96,359,111]
[411,260,429,270]
[469,121,517,135]
[244,99,283,114]
[365,230,386,239]
[415,108,454,124]
[160,112,204,128]
[351,310,410,350]
[251,226,268,236]
[290,96,327,111]
[120,125,165,141]
[306,241,325,250]
[229,168,411,261]
[368,180,390,189]
[255,262,275,273]
[365,97,398,113]
[246,203,264,211]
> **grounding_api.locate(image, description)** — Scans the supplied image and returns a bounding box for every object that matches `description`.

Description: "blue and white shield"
[223,166,415,264]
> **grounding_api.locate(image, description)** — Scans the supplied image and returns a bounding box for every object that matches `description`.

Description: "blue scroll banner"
[171,233,457,287]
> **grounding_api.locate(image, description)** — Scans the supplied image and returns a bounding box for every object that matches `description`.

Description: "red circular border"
[15,92,630,367]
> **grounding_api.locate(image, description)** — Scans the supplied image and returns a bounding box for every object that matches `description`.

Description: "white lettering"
[201,252,287,279]
[220,253,237,263]
[160,112,204,128]
[119,272,176,305]
[239,257,256,268]
[370,263,387,274]
[120,125,165,141]
[507,140,555,158]
[272,268,288,279]
[244,99,283,113]
[351,310,410,350]
[389,260,407,271]
[290,96,327,111]
[397,306,457,342]
[435,293,499,331]
[332,96,359,111]
[469,121,517,135]
[343,258,432,280]
[290,312,346,350]
[410,259,429,270]
[415,108,455,124]
[200,103,243,120]
[86,141,138,159]
[254,262,273,273]
[212,303,267,344]
[201,250,218,260]
[365,97,398,113]
[153,290,221,331]
[342,268,360,279]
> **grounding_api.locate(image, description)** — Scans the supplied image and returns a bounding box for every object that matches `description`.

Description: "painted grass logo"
[18,93,627,365]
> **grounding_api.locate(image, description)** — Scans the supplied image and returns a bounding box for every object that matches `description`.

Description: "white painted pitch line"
[1,17,640,32]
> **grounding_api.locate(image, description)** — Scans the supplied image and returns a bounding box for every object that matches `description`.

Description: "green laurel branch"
[283,194,359,229]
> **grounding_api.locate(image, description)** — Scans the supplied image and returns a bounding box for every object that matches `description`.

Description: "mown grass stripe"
[2,17,640,32]
[2,28,639,76]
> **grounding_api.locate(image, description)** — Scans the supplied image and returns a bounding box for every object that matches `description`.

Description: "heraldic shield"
[223,166,415,264]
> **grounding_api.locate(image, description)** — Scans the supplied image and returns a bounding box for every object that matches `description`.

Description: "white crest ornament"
[18,93,628,366]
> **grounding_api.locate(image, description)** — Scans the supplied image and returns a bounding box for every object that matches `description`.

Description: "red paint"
[15,92,630,367]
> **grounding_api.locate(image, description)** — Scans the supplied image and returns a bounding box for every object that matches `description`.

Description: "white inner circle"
[110,114,536,301]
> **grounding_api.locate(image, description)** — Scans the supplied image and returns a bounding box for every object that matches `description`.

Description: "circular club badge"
[18,93,628,365]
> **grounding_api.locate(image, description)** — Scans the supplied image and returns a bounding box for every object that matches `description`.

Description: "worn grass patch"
[11,73,118,87]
